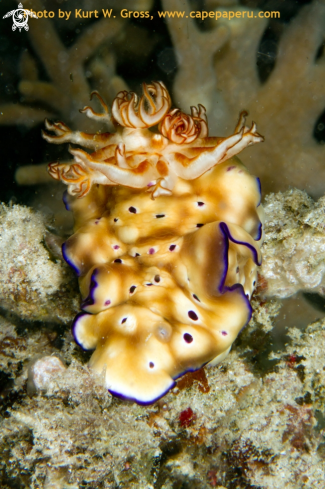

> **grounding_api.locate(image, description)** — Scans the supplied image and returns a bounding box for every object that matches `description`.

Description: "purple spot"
[246,293,249,298]
[155,214,165,218]
[253,280,256,286]
[113,245,120,250]
[227,166,236,172]
[183,333,193,343]
[154,275,160,283]
[196,223,204,228]
[128,206,137,213]
[129,285,136,293]
[188,310,198,321]
[147,181,154,187]
[135,253,140,257]
[114,259,122,264]
[148,248,155,255]
[221,331,228,336]
[169,244,176,251]
[197,202,205,206]
[114,218,118,222]
[121,317,127,324]
[95,220,99,225]
[192,294,200,302]
[105,299,111,306]
[145,283,153,286]
[149,362,154,368]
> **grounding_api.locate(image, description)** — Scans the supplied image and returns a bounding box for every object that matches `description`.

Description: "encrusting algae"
[44,81,264,404]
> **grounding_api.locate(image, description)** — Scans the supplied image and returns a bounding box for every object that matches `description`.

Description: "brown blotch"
[103,157,116,164]
[173,152,193,168]
[151,136,165,150]
[191,425,207,445]
[255,272,268,296]
[80,132,111,142]
[93,144,116,160]
[131,160,150,174]
[156,160,169,177]
[177,367,210,393]
[281,404,314,453]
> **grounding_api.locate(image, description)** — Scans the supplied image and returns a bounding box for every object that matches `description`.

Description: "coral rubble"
[0,204,78,323]
[261,188,325,298]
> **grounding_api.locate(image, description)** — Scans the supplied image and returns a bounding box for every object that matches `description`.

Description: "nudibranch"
[43,82,264,405]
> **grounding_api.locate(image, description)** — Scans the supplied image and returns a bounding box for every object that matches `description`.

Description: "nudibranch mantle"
[44,82,264,405]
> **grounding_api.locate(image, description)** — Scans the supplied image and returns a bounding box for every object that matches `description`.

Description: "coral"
[43,82,264,404]
[0,203,79,323]
[1,0,152,135]
[213,0,325,197]
[164,0,325,197]
[1,0,126,131]
[260,188,325,298]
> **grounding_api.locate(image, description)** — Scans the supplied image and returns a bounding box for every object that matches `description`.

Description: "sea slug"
[43,82,264,404]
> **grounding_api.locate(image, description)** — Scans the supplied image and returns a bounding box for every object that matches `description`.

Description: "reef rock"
[0,204,78,323]
[261,188,325,298]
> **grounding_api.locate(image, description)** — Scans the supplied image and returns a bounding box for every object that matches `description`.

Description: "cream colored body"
[44,82,264,404]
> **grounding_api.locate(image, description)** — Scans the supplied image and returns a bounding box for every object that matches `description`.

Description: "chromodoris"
[44,82,264,404]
